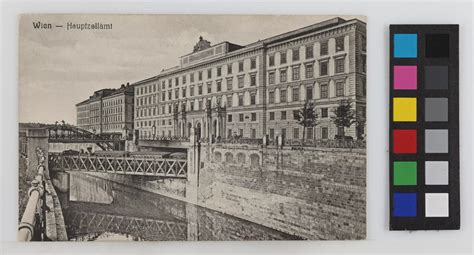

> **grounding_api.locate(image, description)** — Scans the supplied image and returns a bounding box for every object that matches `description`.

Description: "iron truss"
[46,124,124,151]
[64,211,188,241]
[49,153,187,178]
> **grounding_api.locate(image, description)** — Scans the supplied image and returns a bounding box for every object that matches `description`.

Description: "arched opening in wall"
[237,152,246,164]
[225,152,233,163]
[250,154,260,168]
[213,151,222,162]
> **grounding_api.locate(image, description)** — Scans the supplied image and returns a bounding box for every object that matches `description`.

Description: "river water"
[57,172,301,241]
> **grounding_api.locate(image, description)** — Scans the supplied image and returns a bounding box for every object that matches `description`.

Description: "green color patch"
[394,161,417,186]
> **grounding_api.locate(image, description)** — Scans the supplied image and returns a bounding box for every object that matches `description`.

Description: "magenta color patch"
[394,66,417,90]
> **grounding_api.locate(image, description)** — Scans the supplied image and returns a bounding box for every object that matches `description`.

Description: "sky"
[19,14,365,124]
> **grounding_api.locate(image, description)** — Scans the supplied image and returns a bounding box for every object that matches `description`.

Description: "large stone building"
[133,17,366,142]
[76,83,135,137]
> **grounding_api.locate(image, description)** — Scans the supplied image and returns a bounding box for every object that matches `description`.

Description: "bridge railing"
[18,147,46,241]
[214,137,263,145]
[268,138,366,149]
[140,134,190,142]
[49,153,188,178]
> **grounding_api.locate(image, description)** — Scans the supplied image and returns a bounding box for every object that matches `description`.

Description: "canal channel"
[57,172,301,241]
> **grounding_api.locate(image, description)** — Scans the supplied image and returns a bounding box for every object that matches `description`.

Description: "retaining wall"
[197,144,366,240]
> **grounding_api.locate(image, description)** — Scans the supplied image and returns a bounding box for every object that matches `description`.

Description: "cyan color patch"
[393,192,417,217]
[394,34,417,58]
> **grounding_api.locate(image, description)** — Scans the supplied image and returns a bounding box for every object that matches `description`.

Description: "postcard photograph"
[18,14,366,241]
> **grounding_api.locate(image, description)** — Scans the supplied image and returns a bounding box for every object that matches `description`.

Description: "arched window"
[214,152,222,162]
[250,154,260,167]
[237,153,246,164]
[225,152,234,163]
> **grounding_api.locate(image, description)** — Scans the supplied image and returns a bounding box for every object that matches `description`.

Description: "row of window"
[136,93,259,118]
[136,119,172,128]
[137,80,350,113]
[136,53,348,102]
[101,106,123,115]
[84,117,101,124]
[77,98,125,112]
[136,59,259,96]
[103,98,124,107]
[103,124,123,131]
[136,56,347,107]
[77,114,125,125]
[77,105,101,112]
[267,37,345,67]
[137,103,338,128]
[102,115,123,124]
[227,112,258,123]
[268,57,345,85]
[268,81,345,104]
[136,73,258,106]
[135,36,348,97]
[268,108,331,122]
[136,80,348,118]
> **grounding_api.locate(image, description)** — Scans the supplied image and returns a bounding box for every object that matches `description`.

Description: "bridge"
[46,124,125,151]
[18,127,198,242]
[64,211,187,241]
[49,153,188,178]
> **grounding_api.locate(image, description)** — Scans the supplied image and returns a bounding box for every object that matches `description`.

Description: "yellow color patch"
[393,98,417,122]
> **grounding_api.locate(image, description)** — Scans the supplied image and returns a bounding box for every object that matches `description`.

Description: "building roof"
[131,17,364,87]
[76,83,134,106]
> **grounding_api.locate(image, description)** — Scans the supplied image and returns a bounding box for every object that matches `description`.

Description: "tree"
[331,99,356,138]
[296,100,318,140]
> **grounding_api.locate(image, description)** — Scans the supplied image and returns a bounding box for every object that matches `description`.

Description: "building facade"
[76,83,135,137]
[134,17,366,142]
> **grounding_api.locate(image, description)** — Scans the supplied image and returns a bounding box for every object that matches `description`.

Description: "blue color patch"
[393,192,417,217]
[394,34,418,58]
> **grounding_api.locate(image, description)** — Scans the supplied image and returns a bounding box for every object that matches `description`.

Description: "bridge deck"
[49,153,187,178]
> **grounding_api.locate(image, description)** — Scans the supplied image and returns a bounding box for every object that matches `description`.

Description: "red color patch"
[393,129,417,154]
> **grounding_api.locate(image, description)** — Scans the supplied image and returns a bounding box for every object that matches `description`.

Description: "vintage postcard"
[18,14,367,241]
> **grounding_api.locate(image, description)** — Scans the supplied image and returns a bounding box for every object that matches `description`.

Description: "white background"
[1,0,472,254]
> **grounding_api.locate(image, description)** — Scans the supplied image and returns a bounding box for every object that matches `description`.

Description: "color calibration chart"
[389,25,459,230]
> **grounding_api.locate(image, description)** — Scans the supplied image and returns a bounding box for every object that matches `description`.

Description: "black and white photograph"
[18,14,367,241]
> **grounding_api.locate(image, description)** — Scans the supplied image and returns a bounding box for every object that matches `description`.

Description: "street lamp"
[152,125,156,140]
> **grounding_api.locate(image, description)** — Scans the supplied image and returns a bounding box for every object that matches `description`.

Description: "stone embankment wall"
[197,144,366,240]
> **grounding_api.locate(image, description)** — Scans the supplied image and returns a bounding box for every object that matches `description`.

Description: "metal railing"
[268,138,366,149]
[49,153,188,178]
[214,136,365,149]
[140,134,190,142]
[215,137,263,145]
[18,147,46,241]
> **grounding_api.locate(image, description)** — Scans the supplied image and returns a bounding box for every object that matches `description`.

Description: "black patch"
[425,34,450,58]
